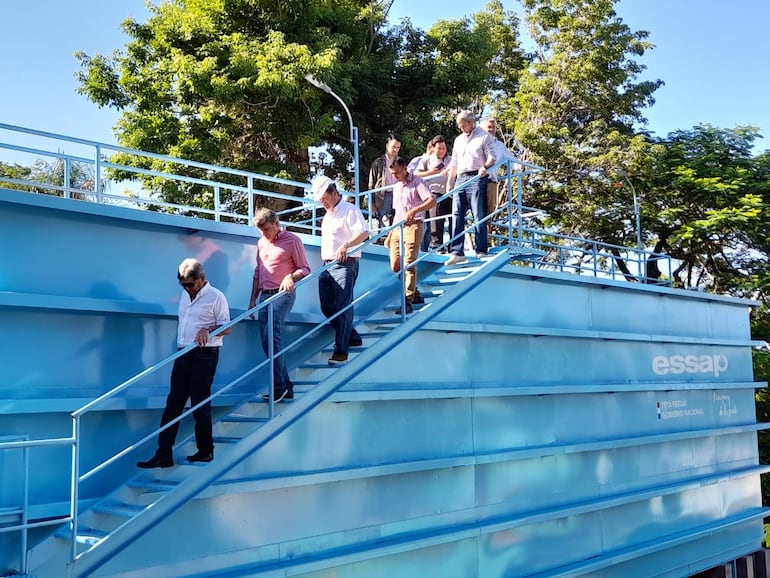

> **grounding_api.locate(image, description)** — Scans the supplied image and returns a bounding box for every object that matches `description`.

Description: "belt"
[324,258,359,264]
[261,288,280,295]
[459,170,478,177]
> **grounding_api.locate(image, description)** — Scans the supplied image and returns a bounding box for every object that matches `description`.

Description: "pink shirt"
[253,229,311,290]
[393,174,432,222]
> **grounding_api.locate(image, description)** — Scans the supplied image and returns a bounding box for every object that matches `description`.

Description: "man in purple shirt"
[446,110,497,265]
[386,157,436,314]
[249,208,311,402]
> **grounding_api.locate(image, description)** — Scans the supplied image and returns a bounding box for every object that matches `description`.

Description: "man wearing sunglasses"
[137,258,231,468]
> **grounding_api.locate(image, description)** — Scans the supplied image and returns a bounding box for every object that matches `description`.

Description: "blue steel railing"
[0,122,671,284]
[65,207,505,564]
[0,435,75,574]
[0,123,676,569]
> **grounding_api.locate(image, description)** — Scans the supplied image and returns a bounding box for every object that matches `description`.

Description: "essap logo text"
[652,354,729,377]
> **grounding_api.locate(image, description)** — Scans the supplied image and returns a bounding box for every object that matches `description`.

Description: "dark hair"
[429,135,445,146]
[389,156,408,169]
[385,133,401,143]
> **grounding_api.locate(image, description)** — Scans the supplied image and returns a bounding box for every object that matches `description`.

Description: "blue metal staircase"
[27,250,515,578]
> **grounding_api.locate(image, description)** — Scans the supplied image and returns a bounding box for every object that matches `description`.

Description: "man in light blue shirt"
[445,110,496,265]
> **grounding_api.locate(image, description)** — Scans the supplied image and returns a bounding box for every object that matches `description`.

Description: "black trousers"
[157,347,219,455]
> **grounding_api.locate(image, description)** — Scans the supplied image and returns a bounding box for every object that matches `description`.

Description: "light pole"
[616,170,642,252]
[305,73,359,199]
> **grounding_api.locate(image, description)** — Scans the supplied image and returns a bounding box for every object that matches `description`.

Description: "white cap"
[310,175,335,201]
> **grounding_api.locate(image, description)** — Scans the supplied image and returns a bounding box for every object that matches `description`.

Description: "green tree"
[75,0,523,214]
[504,0,662,264]
[647,125,770,292]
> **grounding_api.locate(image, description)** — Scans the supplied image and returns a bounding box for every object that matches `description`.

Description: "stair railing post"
[20,440,29,573]
[267,301,275,418]
[399,221,406,322]
[63,157,72,199]
[70,415,81,562]
[516,170,524,248]
[214,185,221,222]
[247,176,255,225]
[94,144,103,204]
[506,160,513,248]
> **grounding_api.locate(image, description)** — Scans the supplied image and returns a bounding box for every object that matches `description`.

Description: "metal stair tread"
[127,478,180,492]
[212,435,243,444]
[92,502,146,517]
[221,415,269,424]
[39,251,509,571]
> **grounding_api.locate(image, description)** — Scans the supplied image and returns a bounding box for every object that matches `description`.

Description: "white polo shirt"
[177,282,230,348]
[320,199,369,261]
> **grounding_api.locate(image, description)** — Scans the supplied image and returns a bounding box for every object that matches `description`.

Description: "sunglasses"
[179,280,196,288]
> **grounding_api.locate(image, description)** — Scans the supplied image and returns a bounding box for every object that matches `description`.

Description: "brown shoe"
[328,351,348,364]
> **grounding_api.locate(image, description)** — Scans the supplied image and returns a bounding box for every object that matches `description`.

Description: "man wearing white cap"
[311,176,370,364]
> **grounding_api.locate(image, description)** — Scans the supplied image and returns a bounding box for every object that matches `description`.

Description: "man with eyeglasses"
[312,175,369,364]
[137,258,230,468]
[249,208,311,403]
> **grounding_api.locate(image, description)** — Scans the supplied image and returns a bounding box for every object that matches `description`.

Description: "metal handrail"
[0,435,77,574]
[0,123,668,284]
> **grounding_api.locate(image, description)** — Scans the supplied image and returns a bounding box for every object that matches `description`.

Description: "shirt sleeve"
[348,205,369,235]
[253,239,261,285]
[213,292,230,325]
[291,236,312,278]
[483,134,497,165]
[416,178,432,202]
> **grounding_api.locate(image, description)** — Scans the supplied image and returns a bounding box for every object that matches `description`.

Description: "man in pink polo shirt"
[249,208,311,402]
[386,157,436,314]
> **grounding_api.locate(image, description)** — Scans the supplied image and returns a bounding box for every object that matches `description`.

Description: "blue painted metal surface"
[0,124,766,577]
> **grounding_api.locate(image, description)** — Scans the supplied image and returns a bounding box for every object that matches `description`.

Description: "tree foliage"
[75,0,520,210]
[646,125,770,293]
[500,0,662,253]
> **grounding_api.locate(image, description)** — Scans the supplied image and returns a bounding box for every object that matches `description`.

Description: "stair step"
[93,502,145,517]
[357,330,389,338]
[424,276,467,285]
[213,435,242,444]
[292,379,320,386]
[128,479,179,492]
[300,361,347,369]
[221,415,268,424]
[75,528,109,545]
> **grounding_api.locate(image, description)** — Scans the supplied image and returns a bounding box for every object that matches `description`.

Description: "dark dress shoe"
[412,292,425,304]
[348,336,363,347]
[137,454,174,468]
[187,451,214,463]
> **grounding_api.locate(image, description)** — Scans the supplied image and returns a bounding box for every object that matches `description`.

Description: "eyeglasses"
[179,280,196,288]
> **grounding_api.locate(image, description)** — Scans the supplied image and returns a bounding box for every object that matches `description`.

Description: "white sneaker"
[476,252,488,259]
[446,254,467,266]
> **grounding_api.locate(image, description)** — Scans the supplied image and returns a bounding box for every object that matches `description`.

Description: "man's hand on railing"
[279,273,296,293]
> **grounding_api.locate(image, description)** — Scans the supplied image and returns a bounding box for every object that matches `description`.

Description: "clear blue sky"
[2,0,768,151]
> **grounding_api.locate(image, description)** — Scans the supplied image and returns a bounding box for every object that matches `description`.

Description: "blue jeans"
[318,259,362,354]
[450,174,488,256]
[258,291,295,393]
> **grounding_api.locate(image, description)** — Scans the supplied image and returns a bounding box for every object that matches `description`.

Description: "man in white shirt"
[480,117,518,221]
[445,110,496,265]
[312,176,370,364]
[138,258,231,468]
